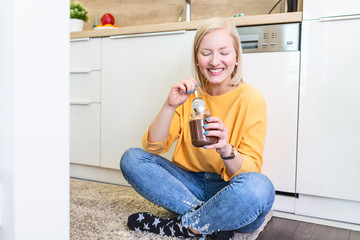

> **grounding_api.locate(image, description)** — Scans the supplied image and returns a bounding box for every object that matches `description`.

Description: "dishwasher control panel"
[237,23,300,53]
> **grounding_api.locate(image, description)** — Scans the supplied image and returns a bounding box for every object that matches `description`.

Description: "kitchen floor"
[257,217,360,240]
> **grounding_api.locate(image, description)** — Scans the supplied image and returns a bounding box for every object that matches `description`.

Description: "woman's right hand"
[166,77,198,109]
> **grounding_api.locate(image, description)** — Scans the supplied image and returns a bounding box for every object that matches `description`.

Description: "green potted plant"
[70,1,88,32]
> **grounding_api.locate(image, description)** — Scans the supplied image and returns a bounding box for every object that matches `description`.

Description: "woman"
[120,17,275,240]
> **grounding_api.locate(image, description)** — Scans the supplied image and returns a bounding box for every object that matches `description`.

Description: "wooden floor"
[257,217,360,240]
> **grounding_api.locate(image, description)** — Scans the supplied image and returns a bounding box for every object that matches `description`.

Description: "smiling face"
[196,28,238,93]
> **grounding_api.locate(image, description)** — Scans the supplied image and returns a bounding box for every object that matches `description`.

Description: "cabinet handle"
[70,38,90,42]
[320,14,360,22]
[70,69,92,74]
[109,30,186,40]
[70,100,92,105]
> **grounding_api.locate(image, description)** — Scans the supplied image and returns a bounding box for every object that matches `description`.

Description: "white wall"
[0,0,70,239]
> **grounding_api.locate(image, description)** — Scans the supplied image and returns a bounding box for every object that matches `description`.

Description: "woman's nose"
[210,53,220,66]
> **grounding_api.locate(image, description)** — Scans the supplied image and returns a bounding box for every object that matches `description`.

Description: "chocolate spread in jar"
[189,117,218,148]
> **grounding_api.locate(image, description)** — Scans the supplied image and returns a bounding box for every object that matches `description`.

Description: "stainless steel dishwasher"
[238,23,301,213]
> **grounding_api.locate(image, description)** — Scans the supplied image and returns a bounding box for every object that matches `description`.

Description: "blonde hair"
[192,18,243,92]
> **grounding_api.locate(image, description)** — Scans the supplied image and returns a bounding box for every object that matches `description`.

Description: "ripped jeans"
[120,148,275,235]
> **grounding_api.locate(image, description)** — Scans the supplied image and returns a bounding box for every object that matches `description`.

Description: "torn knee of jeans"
[189,219,200,231]
[191,222,212,235]
[182,216,211,235]
[199,223,211,234]
[181,214,199,229]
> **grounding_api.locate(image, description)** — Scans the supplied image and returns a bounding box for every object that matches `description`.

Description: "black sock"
[213,231,235,240]
[127,212,197,238]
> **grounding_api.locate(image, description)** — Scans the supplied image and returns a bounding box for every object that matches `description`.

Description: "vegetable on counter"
[101,13,115,25]
[94,13,119,29]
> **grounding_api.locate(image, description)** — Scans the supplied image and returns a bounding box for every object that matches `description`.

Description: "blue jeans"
[120,148,275,235]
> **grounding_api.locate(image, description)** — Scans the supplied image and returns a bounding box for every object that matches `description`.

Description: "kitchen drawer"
[70,38,101,71]
[70,103,101,166]
[70,71,100,103]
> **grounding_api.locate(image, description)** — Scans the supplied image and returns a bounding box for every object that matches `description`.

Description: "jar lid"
[192,97,205,114]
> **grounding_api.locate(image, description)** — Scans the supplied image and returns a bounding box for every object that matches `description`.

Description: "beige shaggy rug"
[70,178,272,240]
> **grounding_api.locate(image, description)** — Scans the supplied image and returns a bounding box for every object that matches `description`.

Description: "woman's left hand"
[203,117,231,156]
[204,117,243,174]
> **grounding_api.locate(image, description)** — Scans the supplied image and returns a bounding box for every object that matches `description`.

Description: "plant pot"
[70,18,84,32]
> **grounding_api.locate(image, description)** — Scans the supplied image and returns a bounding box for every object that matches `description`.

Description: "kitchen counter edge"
[70,12,302,39]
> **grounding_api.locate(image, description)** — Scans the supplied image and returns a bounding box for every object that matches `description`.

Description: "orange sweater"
[142,83,267,181]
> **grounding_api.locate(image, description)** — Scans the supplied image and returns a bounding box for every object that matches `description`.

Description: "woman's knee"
[251,173,274,202]
[233,172,275,204]
[120,147,145,174]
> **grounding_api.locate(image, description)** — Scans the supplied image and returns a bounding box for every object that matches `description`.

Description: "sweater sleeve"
[223,93,267,180]
[142,107,182,155]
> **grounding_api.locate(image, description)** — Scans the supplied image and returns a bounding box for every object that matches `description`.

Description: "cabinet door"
[303,0,360,19]
[101,31,196,169]
[298,20,360,202]
[243,52,299,194]
[70,104,101,166]
[70,38,101,167]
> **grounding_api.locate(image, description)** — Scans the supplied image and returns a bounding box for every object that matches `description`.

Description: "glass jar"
[189,109,218,147]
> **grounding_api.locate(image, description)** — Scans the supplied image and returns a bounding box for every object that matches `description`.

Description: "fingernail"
[184,91,187,94]
[190,90,194,93]
[196,83,200,86]
[204,131,208,135]
[203,124,208,128]
[206,118,210,121]
[203,146,207,149]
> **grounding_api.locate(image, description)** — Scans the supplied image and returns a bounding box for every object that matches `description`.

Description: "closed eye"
[201,51,211,56]
[220,51,230,55]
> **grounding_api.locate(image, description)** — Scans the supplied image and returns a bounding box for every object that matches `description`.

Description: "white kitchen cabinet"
[70,38,101,166]
[298,19,360,203]
[101,31,196,169]
[70,104,101,166]
[297,0,360,226]
[243,52,299,194]
[243,51,300,213]
[303,0,360,20]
